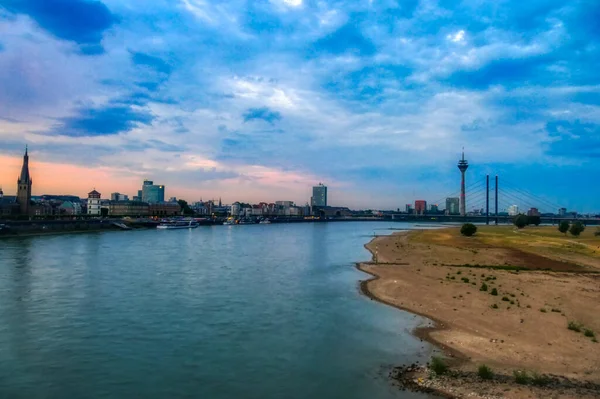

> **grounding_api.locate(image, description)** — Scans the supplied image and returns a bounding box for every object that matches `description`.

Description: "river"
[0,222,434,398]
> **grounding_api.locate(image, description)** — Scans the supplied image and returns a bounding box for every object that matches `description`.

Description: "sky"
[0,0,599,212]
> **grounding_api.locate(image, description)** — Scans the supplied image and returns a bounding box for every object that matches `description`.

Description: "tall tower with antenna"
[457,149,469,217]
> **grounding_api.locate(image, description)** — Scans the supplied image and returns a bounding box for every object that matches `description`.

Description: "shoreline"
[356,228,600,398]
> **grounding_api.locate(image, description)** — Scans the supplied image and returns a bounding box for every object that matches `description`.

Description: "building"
[16,147,33,215]
[414,200,427,215]
[141,180,165,203]
[168,197,177,203]
[405,204,413,214]
[59,201,82,215]
[527,208,540,217]
[109,201,149,216]
[558,207,567,217]
[430,204,439,213]
[111,192,129,201]
[446,197,460,215]
[148,202,180,217]
[311,183,327,207]
[276,201,294,207]
[508,205,519,216]
[457,150,469,217]
[87,190,102,216]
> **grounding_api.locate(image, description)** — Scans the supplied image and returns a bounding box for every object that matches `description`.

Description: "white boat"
[157,220,199,229]
[259,219,271,224]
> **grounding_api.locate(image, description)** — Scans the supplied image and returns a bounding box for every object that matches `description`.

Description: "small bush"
[551,308,561,313]
[569,221,585,237]
[514,370,530,385]
[502,296,510,302]
[510,300,515,305]
[480,283,488,292]
[540,308,547,313]
[514,214,528,229]
[584,329,595,338]
[457,271,462,275]
[461,223,478,237]
[478,365,494,380]
[592,338,598,343]
[531,372,550,387]
[461,277,470,283]
[558,221,569,235]
[568,321,582,332]
[595,227,600,237]
[491,304,498,309]
[490,288,498,296]
[430,356,449,375]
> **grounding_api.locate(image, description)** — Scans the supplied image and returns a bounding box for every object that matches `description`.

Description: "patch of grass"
[478,364,494,380]
[510,300,515,305]
[461,277,470,283]
[450,276,455,280]
[584,329,595,338]
[502,296,510,302]
[456,271,462,275]
[490,304,498,309]
[480,283,488,292]
[514,370,530,385]
[551,308,561,313]
[568,321,582,332]
[540,308,547,313]
[592,338,598,343]
[490,288,498,296]
[430,356,449,375]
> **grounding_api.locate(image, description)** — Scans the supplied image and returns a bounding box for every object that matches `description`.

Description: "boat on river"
[156,220,199,229]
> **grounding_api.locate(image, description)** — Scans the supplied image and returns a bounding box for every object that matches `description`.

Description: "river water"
[0,222,434,398]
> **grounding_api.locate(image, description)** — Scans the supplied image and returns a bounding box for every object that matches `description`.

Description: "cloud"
[50,105,154,137]
[2,0,117,54]
[311,21,376,56]
[242,107,282,124]
[546,120,600,158]
[129,51,173,75]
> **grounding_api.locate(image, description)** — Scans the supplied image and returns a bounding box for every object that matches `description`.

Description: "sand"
[359,226,600,398]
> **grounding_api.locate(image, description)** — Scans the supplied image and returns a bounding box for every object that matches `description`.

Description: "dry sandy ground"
[359,227,600,399]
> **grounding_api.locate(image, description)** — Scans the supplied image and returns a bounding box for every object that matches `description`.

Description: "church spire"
[19,146,31,184]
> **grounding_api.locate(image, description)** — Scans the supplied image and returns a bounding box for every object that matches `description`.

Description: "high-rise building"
[527,208,540,217]
[405,204,413,213]
[430,204,439,213]
[446,197,460,215]
[87,190,102,216]
[311,183,327,207]
[508,205,519,216]
[16,146,32,215]
[558,207,567,217]
[141,180,165,203]
[415,200,427,215]
[457,150,469,217]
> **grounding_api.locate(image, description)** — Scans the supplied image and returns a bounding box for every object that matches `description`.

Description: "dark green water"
[0,222,435,398]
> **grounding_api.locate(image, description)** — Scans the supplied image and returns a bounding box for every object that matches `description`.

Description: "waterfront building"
[111,192,129,201]
[141,180,165,203]
[405,204,412,214]
[558,207,567,217]
[148,202,180,217]
[446,197,460,215]
[508,205,519,216]
[87,190,102,216]
[59,201,82,215]
[311,183,327,207]
[457,150,469,217]
[16,147,33,216]
[168,197,177,203]
[527,208,540,217]
[231,202,241,216]
[430,204,439,213]
[109,201,150,216]
[414,200,427,215]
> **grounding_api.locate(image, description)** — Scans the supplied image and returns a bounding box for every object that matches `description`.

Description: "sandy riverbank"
[358,226,600,398]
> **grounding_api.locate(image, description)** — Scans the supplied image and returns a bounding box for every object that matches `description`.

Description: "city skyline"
[1,1,599,211]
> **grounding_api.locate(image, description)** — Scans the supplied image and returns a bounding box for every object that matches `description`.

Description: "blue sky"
[0,0,599,212]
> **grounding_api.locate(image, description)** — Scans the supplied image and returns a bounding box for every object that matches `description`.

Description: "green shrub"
[478,365,494,380]
[490,304,498,309]
[540,308,547,313]
[490,288,498,296]
[531,372,550,386]
[551,308,561,313]
[460,223,477,237]
[480,283,488,292]
[461,277,470,283]
[514,214,528,229]
[558,221,569,235]
[569,221,585,237]
[502,296,510,302]
[595,227,600,237]
[514,370,530,385]
[430,356,449,375]
[568,321,582,332]
[584,329,595,338]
